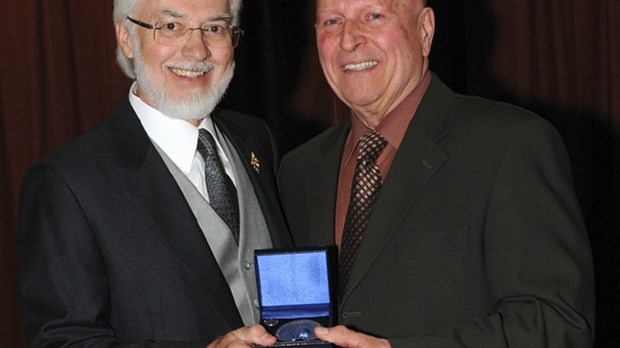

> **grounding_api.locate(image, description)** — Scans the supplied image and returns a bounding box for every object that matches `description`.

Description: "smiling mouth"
[170,67,207,78]
[342,60,379,72]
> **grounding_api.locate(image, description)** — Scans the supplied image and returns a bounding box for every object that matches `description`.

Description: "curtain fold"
[1,1,617,346]
[489,0,619,129]
[0,2,129,346]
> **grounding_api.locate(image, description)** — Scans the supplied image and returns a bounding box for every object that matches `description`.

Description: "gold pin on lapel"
[250,152,261,173]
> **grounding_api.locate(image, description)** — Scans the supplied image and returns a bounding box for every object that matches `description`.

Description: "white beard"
[132,44,234,120]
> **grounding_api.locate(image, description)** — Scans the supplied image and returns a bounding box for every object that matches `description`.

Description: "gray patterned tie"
[339,129,388,294]
[197,129,240,244]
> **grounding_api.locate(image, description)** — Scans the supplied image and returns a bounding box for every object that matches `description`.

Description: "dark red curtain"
[488,0,620,129]
[1,1,618,347]
[483,1,620,344]
[0,2,129,346]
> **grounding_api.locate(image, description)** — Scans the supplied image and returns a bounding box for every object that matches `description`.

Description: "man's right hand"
[207,324,277,348]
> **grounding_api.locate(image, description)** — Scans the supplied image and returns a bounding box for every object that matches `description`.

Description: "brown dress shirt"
[334,72,432,246]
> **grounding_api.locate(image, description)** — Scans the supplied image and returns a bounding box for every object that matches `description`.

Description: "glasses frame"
[126,16,244,48]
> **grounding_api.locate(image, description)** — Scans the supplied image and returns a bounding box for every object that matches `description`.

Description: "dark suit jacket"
[278,76,595,347]
[18,99,291,347]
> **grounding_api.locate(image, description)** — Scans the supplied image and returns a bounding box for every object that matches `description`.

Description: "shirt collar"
[349,71,432,149]
[128,82,213,174]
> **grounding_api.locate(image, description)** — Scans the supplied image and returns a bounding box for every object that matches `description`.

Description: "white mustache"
[165,61,215,74]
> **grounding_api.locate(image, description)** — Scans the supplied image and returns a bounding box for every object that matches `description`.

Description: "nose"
[182,29,211,61]
[340,21,365,51]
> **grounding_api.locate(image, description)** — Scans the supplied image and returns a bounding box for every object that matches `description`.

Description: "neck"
[351,112,385,129]
[186,119,202,127]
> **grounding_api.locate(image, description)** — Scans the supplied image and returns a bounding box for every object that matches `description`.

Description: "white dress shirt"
[128,83,238,202]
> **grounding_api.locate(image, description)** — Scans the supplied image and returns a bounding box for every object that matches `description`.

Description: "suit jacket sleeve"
[18,163,207,348]
[388,118,595,347]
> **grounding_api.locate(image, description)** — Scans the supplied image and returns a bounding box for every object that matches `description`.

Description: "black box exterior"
[254,246,337,348]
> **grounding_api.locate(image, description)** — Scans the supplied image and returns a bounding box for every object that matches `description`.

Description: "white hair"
[113,0,243,79]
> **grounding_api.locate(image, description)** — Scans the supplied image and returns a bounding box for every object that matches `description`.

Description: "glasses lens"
[231,27,243,48]
[154,21,188,45]
[201,24,233,48]
[153,22,242,48]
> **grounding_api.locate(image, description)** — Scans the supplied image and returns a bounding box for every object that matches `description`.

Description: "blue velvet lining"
[256,251,331,319]
[261,304,330,319]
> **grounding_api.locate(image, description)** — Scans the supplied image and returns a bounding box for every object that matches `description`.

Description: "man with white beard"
[17,0,289,347]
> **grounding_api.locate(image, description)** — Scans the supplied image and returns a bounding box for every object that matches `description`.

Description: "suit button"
[342,312,362,318]
[244,261,252,270]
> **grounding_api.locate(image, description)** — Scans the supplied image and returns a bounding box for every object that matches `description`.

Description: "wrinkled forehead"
[316,0,421,13]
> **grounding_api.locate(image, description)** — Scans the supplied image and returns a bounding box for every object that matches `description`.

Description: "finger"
[315,326,390,348]
[315,325,359,346]
[207,325,276,348]
[237,325,277,346]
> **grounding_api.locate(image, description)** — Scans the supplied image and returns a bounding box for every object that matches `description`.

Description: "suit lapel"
[104,102,243,327]
[343,77,455,301]
[213,111,292,248]
[304,123,350,246]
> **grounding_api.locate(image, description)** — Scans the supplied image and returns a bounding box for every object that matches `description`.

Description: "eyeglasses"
[126,16,244,48]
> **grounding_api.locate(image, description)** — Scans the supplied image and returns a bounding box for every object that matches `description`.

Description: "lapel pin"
[251,152,261,173]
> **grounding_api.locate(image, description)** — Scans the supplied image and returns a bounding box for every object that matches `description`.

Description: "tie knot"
[357,129,388,163]
[197,129,218,158]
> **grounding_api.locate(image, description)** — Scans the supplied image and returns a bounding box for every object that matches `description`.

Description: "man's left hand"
[314,325,390,348]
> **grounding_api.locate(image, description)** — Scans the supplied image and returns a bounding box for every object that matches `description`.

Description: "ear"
[419,7,435,57]
[116,22,135,59]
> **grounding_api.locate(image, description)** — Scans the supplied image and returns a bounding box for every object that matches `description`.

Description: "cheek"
[141,47,175,72]
[316,32,330,47]
[203,47,234,68]
[316,33,336,57]
[218,50,235,65]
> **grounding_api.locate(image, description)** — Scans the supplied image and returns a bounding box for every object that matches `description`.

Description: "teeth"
[343,61,378,72]
[171,68,206,78]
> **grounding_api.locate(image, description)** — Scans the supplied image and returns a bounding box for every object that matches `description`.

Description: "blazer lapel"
[104,102,243,327]
[343,77,455,301]
[307,123,351,246]
[213,111,292,248]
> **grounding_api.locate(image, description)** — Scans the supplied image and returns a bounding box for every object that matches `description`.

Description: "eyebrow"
[159,10,186,19]
[158,10,233,25]
[210,15,233,25]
